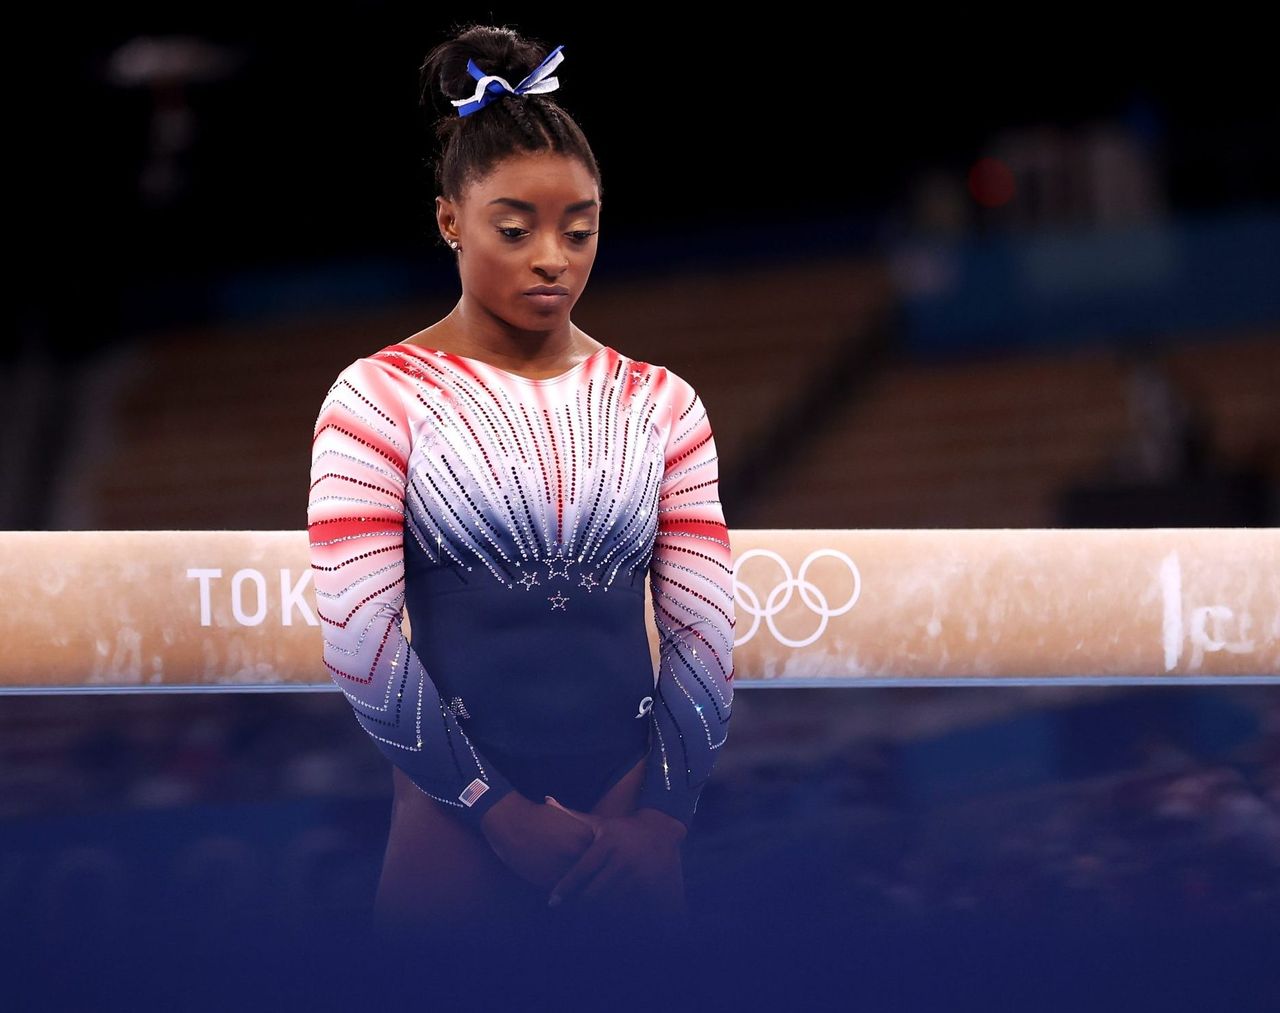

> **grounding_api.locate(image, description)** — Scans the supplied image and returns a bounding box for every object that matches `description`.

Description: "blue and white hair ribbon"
[451,44,565,117]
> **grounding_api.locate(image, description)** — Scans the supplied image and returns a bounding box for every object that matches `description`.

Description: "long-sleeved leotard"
[307,341,734,833]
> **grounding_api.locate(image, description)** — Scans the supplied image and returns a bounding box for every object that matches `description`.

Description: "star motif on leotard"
[517,570,540,590]
[546,547,573,579]
[548,590,569,610]
[421,427,442,451]
[578,572,599,592]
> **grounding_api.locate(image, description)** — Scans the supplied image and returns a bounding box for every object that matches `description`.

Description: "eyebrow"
[487,197,598,213]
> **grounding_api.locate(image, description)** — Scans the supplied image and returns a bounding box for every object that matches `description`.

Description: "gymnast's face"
[437,151,601,334]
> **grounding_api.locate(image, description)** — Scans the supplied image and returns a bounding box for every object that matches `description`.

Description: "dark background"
[13,12,1278,360]
[4,11,1279,1010]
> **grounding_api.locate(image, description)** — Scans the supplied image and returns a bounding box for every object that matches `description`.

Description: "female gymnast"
[307,24,736,949]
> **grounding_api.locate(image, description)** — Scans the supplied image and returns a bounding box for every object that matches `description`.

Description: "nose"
[531,230,570,277]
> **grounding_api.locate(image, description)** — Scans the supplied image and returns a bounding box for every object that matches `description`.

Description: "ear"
[436,195,458,246]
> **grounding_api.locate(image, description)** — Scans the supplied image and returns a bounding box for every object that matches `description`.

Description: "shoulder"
[317,347,415,427]
[626,355,697,404]
[649,362,704,418]
[326,343,417,391]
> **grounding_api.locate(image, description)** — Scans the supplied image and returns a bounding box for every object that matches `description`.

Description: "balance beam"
[1,528,1275,692]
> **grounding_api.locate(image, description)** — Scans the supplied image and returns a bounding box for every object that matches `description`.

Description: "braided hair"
[420,24,603,223]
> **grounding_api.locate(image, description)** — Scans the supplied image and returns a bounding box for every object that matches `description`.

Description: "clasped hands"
[544,795,686,911]
[484,792,685,913]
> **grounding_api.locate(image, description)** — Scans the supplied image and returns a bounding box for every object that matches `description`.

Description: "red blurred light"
[967,157,1016,208]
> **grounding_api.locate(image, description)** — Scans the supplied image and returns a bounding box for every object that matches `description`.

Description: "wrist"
[479,789,533,840]
[634,806,688,843]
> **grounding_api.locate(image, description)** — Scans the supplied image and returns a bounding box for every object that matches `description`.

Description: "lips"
[523,286,570,309]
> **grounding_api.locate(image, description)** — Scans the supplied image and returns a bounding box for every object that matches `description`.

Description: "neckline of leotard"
[393,342,610,386]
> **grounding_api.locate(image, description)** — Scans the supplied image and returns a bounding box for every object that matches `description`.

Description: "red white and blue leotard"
[307,341,735,832]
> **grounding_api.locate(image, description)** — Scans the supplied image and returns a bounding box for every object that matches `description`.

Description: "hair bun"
[417,22,601,208]
[421,24,551,114]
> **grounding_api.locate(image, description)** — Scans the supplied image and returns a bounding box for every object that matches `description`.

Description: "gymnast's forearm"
[633,806,688,843]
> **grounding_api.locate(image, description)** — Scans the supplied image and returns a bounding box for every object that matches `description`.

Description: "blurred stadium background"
[3,9,1278,1007]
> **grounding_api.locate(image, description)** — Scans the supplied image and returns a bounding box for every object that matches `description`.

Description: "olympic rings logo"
[732,549,861,648]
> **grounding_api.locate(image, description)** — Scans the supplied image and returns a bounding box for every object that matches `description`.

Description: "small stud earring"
[449,239,459,250]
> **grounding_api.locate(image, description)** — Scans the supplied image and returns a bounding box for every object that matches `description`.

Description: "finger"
[546,796,600,834]
[549,840,611,905]
[580,860,630,902]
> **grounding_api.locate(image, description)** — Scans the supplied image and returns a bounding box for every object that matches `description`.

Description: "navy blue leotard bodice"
[308,340,735,832]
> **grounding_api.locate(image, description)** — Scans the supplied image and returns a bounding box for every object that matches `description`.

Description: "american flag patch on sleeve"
[458,778,490,807]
